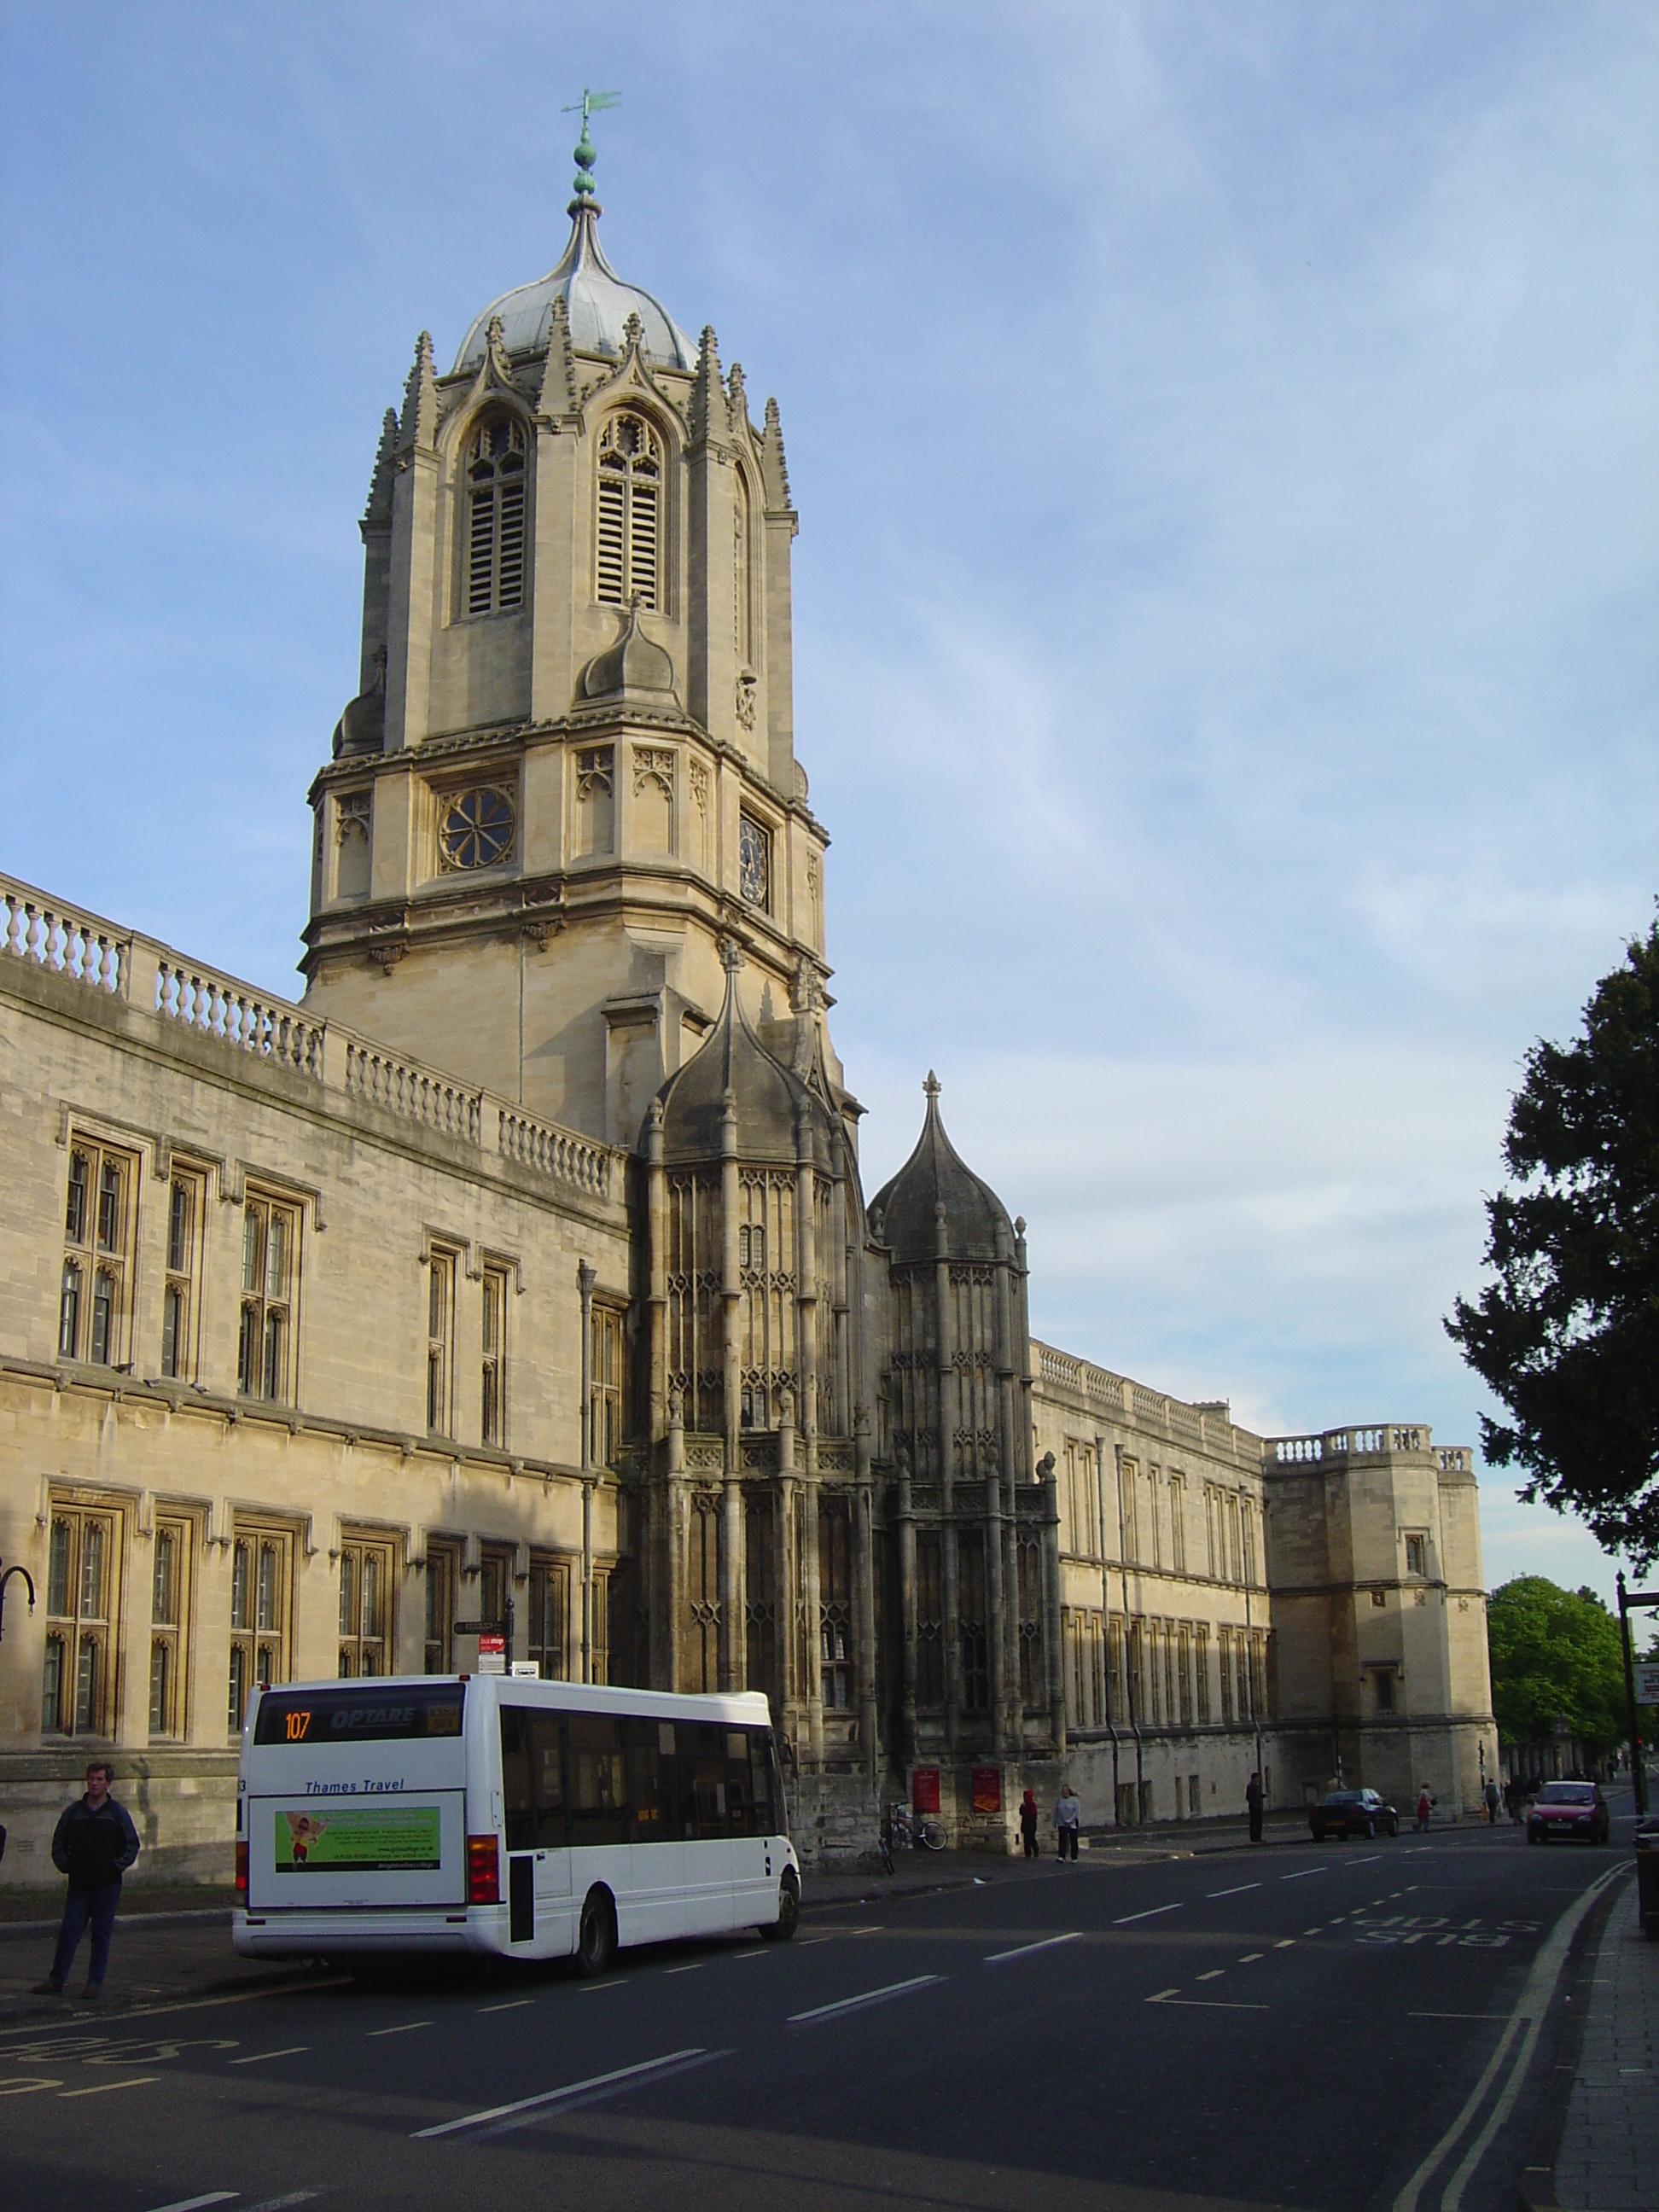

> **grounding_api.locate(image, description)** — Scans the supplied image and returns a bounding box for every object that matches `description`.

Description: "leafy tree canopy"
[1447,918,1659,1567]
[1486,1576,1629,1751]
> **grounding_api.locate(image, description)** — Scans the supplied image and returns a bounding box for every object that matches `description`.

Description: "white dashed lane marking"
[1114,1902,1183,1924]
[986,1932,1081,1965]
[789,1976,945,2026]
[415,2048,710,2139]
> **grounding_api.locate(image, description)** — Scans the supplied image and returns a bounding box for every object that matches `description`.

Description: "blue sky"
[3,3,1654,1601]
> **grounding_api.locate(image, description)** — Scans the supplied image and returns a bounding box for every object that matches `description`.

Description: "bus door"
[500,1706,572,1950]
[674,1721,737,1935]
[728,1726,780,1922]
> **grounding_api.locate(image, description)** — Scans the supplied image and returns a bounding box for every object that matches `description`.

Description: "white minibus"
[233,1674,800,1973]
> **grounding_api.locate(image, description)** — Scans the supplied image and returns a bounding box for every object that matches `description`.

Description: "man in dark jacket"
[32,1761,140,1999]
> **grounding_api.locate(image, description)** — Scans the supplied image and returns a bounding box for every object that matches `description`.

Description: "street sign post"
[1635,1662,1659,1708]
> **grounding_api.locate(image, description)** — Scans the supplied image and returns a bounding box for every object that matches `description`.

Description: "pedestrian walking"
[1483,1778,1500,1826]
[1020,1787,1039,1860]
[1246,1770,1264,1843]
[32,1761,140,1999]
[1055,1783,1080,1861]
[1414,1784,1433,1833]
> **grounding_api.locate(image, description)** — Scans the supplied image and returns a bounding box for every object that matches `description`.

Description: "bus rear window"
[253,1685,465,1745]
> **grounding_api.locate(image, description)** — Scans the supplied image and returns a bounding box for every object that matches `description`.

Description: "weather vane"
[562,88,620,201]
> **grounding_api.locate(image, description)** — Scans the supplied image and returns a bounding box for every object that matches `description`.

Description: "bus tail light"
[467,1834,500,1906]
[235,1840,248,1899]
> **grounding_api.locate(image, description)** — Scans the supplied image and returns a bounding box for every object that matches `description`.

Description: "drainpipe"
[579,1260,597,1685]
[1115,1443,1143,1822]
[1094,1433,1120,1825]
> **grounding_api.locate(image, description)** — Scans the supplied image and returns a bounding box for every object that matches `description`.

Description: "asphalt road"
[0,1798,1639,2212]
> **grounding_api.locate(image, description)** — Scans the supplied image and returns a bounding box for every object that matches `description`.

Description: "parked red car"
[1526,1781,1610,1844]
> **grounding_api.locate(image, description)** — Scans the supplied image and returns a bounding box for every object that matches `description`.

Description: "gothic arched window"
[464,415,527,616]
[596,411,661,609]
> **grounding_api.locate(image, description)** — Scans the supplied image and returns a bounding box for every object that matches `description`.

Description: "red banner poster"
[971,1766,1002,1815]
[911,1767,940,1814]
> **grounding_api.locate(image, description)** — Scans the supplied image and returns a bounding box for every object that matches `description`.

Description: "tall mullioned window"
[589,1302,625,1468]
[161,1171,205,1381]
[481,1265,508,1447]
[60,1139,135,1366]
[338,1534,395,1678]
[465,415,527,615]
[239,1195,298,1401]
[149,1516,193,1739]
[43,1502,121,1736]
[426,1249,455,1435]
[595,411,661,608]
[228,1523,293,1733]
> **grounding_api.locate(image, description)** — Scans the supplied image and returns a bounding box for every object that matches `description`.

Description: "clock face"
[738,814,771,909]
[439,787,515,870]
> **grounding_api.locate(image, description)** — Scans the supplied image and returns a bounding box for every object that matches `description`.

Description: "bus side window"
[528,1711,566,1849]
[747,1729,774,1835]
[725,1730,754,1837]
[625,1715,673,1842]
[568,1712,627,1846]
[500,1706,535,1852]
[676,1722,729,1839]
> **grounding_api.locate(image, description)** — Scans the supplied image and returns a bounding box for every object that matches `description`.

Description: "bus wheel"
[762,1871,800,1942]
[575,1889,617,1978]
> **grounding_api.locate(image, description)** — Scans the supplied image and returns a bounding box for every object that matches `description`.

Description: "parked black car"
[1309,1788,1400,1840]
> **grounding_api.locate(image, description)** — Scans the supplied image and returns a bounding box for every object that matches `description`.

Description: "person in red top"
[1019,1788,1039,1860]
[1415,1785,1434,1833]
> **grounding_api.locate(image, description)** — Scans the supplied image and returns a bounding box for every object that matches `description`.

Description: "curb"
[1515,1863,1634,2212]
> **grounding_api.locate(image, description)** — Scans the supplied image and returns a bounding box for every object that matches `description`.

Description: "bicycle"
[879,1802,946,1872]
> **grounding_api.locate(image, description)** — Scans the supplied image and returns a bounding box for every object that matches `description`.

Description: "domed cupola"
[650,946,835,1173]
[869,1073,1014,1263]
[451,112,693,373]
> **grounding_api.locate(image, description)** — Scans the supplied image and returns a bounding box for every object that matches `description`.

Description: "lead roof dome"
[451,203,694,375]
[650,954,835,1173]
[868,1076,1015,1265]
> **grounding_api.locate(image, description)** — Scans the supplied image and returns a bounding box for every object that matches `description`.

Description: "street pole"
[1243,1575,1263,1790]
[1618,1572,1647,1819]
[1115,1444,1143,1824]
[1095,1432,1120,1826]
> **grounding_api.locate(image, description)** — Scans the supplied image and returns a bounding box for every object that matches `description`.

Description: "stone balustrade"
[1033,1338,1263,1460]
[1270,1424,1432,1465]
[1,878,131,996]
[1,870,622,1209]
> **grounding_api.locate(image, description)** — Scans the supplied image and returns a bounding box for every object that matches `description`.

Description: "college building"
[0,143,1498,1878]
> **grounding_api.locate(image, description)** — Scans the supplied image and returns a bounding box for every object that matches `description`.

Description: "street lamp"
[0,1560,36,1643]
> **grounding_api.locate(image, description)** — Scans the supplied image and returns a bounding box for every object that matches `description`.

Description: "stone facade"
[0,171,1497,1881]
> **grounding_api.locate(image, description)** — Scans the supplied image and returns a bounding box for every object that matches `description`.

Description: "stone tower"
[300,124,841,1155]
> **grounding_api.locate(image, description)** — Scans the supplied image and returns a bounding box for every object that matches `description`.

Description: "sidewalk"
[1545,1877,1656,2211]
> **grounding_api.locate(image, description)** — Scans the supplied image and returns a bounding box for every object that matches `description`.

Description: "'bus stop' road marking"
[789,1975,944,2025]
[1114,1902,1182,1924]
[414,2047,710,2139]
[985,1932,1081,1965]
[227,2046,308,2065]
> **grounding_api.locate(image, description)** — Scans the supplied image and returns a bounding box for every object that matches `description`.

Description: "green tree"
[1447,918,1659,1568]
[1486,1577,1629,1752]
